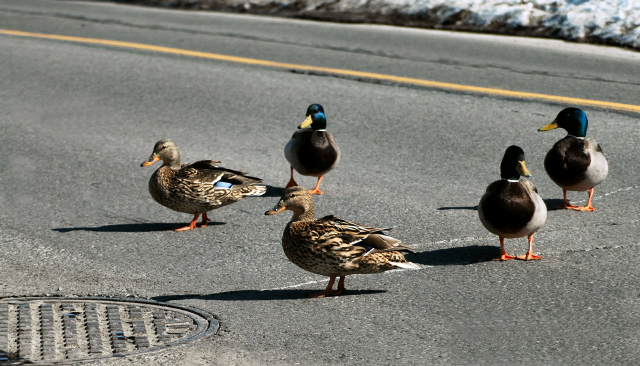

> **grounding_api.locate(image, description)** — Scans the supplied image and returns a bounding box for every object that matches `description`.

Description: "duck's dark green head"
[500,145,531,180]
[299,104,326,130]
[539,107,588,137]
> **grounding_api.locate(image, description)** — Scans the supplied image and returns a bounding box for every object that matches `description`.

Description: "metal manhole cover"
[0,297,218,364]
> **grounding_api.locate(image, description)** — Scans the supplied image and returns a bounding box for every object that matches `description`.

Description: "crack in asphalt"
[2,7,640,87]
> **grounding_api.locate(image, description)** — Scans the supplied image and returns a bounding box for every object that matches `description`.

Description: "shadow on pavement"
[152,288,386,302]
[410,245,501,266]
[262,185,285,197]
[439,199,568,212]
[52,221,225,233]
[544,198,566,211]
[437,206,478,210]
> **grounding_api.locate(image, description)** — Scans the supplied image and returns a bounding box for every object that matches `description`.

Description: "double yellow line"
[2,29,639,114]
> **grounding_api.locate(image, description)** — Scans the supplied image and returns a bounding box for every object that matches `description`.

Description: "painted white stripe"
[571,185,638,203]
[260,279,330,291]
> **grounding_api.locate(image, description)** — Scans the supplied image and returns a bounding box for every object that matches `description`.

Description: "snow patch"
[119,0,640,50]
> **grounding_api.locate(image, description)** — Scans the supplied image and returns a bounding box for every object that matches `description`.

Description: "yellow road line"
[2,29,640,114]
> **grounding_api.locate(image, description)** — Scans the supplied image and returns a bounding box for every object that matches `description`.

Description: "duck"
[538,107,608,211]
[478,145,547,261]
[265,186,420,297]
[141,139,266,231]
[284,104,340,195]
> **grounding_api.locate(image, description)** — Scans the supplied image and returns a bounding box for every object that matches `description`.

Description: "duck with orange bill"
[266,186,419,298]
[141,139,265,231]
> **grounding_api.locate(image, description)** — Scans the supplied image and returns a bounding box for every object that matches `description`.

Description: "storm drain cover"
[0,297,218,364]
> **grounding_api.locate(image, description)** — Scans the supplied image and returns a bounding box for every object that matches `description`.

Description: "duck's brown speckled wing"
[318,216,416,254]
[285,219,367,274]
[180,160,262,186]
[150,160,264,214]
[176,160,225,186]
[283,216,414,276]
[316,215,387,237]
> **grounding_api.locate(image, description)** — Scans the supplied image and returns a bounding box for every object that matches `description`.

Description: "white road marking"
[570,185,638,203]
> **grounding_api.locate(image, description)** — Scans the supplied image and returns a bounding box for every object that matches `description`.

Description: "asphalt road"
[1,1,639,365]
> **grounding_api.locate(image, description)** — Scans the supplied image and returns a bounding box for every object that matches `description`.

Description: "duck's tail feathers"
[243,184,267,197]
[391,261,422,270]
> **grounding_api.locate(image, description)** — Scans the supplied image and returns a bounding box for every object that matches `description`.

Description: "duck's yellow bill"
[538,120,559,131]
[298,115,313,129]
[141,154,160,167]
[517,160,532,177]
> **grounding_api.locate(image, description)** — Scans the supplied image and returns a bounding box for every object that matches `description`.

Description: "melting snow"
[200,0,640,50]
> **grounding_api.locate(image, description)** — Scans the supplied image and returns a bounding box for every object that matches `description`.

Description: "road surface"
[1,1,639,365]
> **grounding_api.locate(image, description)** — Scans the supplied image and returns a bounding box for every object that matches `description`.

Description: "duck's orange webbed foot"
[556,202,579,209]
[174,213,200,232]
[556,189,580,210]
[570,188,596,211]
[493,254,516,261]
[332,276,346,296]
[517,234,541,260]
[570,205,595,212]
[517,252,542,260]
[305,276,341,298]
[199,212,209,228]
[308,176,324,195]
[493,237,515,261]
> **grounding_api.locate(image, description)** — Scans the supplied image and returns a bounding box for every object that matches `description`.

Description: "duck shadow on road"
[52,221,226,233]
[262,185,285,197]
[437,199,566,212]
[152,289,386,302]
[437,205,478,211]
[543,198,566,211]
[410,245,501,266]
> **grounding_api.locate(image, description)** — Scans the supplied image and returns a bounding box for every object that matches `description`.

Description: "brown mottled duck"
[266,186,420,298]
[141,139,265,231]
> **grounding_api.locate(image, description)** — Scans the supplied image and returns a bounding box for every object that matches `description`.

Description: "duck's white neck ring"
[568,135,585,140]
[315,129,326,132]
[503,178,520,183]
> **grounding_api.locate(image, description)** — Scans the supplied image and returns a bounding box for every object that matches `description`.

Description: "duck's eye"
[290,194,297,198]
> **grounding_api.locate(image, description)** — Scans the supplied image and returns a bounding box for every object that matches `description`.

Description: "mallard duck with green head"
[141,139,266,231]
[266,186,419,298]
[284,104,340,195]
[539,108,608,211]
[479,145,547,261]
